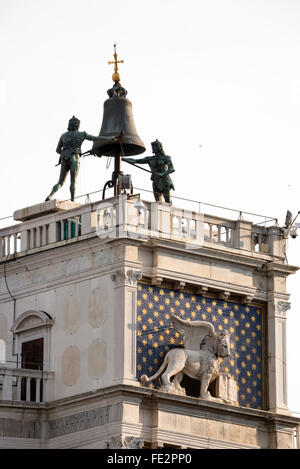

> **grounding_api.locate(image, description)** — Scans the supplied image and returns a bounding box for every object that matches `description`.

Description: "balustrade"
[0,196,285,261]
[0,366,54,403]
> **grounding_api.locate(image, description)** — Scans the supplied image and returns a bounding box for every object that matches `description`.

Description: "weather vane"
[108,43,124,83]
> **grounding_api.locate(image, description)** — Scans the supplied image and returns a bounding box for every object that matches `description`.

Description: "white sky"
[0,0,300,414]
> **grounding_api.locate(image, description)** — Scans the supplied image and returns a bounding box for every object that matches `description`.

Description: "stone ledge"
[13,199,82,222]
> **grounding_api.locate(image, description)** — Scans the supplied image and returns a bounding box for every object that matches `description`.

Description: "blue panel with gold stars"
[136,283,264,410]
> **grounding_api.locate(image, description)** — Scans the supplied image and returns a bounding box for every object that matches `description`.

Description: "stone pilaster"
[267,297,290,414]
[112,265,142,387]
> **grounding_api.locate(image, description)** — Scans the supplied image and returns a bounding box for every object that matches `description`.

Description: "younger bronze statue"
[123,139,175,203]
[45,116,117,202]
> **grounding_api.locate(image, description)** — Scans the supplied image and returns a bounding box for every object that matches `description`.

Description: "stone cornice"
[148,239,274,270]
[1,384,299,426]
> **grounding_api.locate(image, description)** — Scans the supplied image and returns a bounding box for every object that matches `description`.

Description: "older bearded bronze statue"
[123,139,175,203]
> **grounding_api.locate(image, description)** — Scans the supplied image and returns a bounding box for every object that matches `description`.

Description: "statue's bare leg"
[163,190,171,204]
[70,155,80,202]
[45,162,69,201]
[153,184,163,202]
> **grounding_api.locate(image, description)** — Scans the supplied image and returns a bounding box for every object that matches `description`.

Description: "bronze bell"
[92,83,146,157]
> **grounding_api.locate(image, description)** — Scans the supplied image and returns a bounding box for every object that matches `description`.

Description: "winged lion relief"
[141,314,237,405]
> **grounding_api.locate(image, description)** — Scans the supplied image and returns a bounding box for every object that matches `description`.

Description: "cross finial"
[108,43,124,83]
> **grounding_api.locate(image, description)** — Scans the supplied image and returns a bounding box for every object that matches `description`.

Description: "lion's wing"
[171,314,215,351]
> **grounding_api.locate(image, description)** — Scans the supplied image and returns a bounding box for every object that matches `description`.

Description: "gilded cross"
[108,43,124,82]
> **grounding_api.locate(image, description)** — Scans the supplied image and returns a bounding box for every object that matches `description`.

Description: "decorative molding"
[47,406,111,439]
[152,275,163,286]
[196,286,208,296]
[241,294,254,305]
[105,435,144,449]
[176,281,186,291]
[111,269,142,286]
[11,310,54,334]
[219,291,230,301]
[275,301,291,317]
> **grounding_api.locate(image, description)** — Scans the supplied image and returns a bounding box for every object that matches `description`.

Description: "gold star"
[142,293,147,300]
[159,289,165,295]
